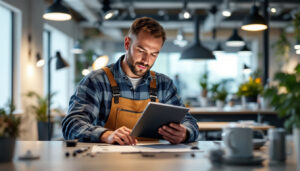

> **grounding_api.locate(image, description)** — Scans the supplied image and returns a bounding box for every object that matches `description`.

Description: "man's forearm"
[62,114,108,142]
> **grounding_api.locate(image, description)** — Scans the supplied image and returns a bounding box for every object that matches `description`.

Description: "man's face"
[124,31,163,77]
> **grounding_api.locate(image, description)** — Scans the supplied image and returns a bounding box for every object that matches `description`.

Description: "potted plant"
[199,71,209,107]
[264,63,300,163]
[237,77,263,103]
[293,11,300,48]
[0,102,21,162]
[214,88,228,109]
[211,82,228,109]
[271,30,291,68]
[199,71,209,97]
[26,91,55,140]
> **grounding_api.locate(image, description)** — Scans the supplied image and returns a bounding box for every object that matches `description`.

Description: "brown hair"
[128,17,166,43]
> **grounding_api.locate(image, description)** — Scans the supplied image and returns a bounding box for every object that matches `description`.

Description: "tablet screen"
[130,102,189,139]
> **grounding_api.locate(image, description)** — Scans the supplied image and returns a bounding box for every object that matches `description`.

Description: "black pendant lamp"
[71,41,83,54]
[226,29,245,47]
[102,0,119,20]
[294,40,300,50]
[243,64,251,74]
[36,53,45,67]
[43,0,72,21]
[180,16,215,60]
[240,44,251,52]
[214,42,223,53]
[241,5,267,31]
[55,51,69,69]
[239,44,251,55]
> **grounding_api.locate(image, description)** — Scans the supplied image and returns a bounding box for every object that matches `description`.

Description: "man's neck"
[121,56,142,79]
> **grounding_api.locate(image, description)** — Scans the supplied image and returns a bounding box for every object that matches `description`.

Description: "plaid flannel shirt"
[62,55,199,142]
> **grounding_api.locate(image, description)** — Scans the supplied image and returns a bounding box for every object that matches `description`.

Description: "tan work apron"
[102,67,159,132]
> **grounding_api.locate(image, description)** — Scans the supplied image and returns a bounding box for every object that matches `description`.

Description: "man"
[62,17,199,145]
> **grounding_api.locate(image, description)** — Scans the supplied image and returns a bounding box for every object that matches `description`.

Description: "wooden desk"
[197,122,275,131]
[189,107,282,128]
[0,141,297,171]
[197,122,274,140]
[189,107,277,115]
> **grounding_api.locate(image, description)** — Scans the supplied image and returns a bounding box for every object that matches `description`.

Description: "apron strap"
[103,66,120,104]
[103,66,158,103]
[149,71,157,102]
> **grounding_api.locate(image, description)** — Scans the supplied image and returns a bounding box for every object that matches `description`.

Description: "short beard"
[126,47,150,77]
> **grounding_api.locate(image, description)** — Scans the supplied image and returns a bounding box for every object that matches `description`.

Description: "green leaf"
[295,64,300,74]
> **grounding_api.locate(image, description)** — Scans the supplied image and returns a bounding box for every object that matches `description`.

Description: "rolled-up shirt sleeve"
[163,79,199,143]
[61,76,107,142]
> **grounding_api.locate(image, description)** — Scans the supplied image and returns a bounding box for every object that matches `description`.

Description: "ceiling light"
[180,16,215,60]
[270,7,277,14]
[241,5,267,31]
[104,9,119,20]
[43,0,72,21]
[36,53,45,67]
[226,29,245,47]
[296,50,300,55]
[222,0,231,17]
[102,0,119,20]
[71,41,83,54]
[183,11,191,19]
[179,0,191,20]
[294,40,300,50]
[173,29,188,47]
[92,55,109,70]
[222,10,231,17]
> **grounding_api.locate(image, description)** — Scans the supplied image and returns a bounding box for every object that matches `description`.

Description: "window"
[0,4,13,107]
[152,52,252,99]
[110,50,252,100]
[43,26,74,111]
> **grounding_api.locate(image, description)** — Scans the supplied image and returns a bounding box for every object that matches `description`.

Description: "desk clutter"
[0,137,295,171]
[63,143,203,159]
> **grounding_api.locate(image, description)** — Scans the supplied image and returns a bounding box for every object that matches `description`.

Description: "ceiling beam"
[65,0,123,40]
[65,0,98,23]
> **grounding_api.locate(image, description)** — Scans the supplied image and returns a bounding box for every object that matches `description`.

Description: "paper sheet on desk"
[91,144,199,153]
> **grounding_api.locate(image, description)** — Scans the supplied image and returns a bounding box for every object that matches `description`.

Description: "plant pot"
[245,95,258,103]
[38,121,53,141]
[201,89,208,98]
[199,97,208,107]
[0,137,16,163]
[293,127,300,165]
[242,96,258,110]
[216,100,225,109]
[258,96,269,109]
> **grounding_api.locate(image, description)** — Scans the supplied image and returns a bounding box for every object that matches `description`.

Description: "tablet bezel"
[130,102,189,139]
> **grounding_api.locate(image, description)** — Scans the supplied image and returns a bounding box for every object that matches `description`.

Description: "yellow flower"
[249,77,253,82]
[242,85,248,91]
[255,78,261,84]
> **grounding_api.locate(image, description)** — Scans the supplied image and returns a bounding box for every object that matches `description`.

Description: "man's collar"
[113,55,152,81]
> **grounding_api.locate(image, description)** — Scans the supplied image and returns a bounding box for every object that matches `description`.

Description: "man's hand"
[158,123,187,144]
[100,126,138,145]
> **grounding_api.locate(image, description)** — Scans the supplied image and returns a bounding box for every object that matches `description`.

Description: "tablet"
[130,102,189,139]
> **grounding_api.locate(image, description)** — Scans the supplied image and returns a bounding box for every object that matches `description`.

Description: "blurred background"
[0,0,300,140]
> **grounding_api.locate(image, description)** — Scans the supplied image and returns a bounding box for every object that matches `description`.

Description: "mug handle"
[224,130,236,152]
[254,130,266,140]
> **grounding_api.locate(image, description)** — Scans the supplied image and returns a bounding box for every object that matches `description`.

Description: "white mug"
[222,127,253,159]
